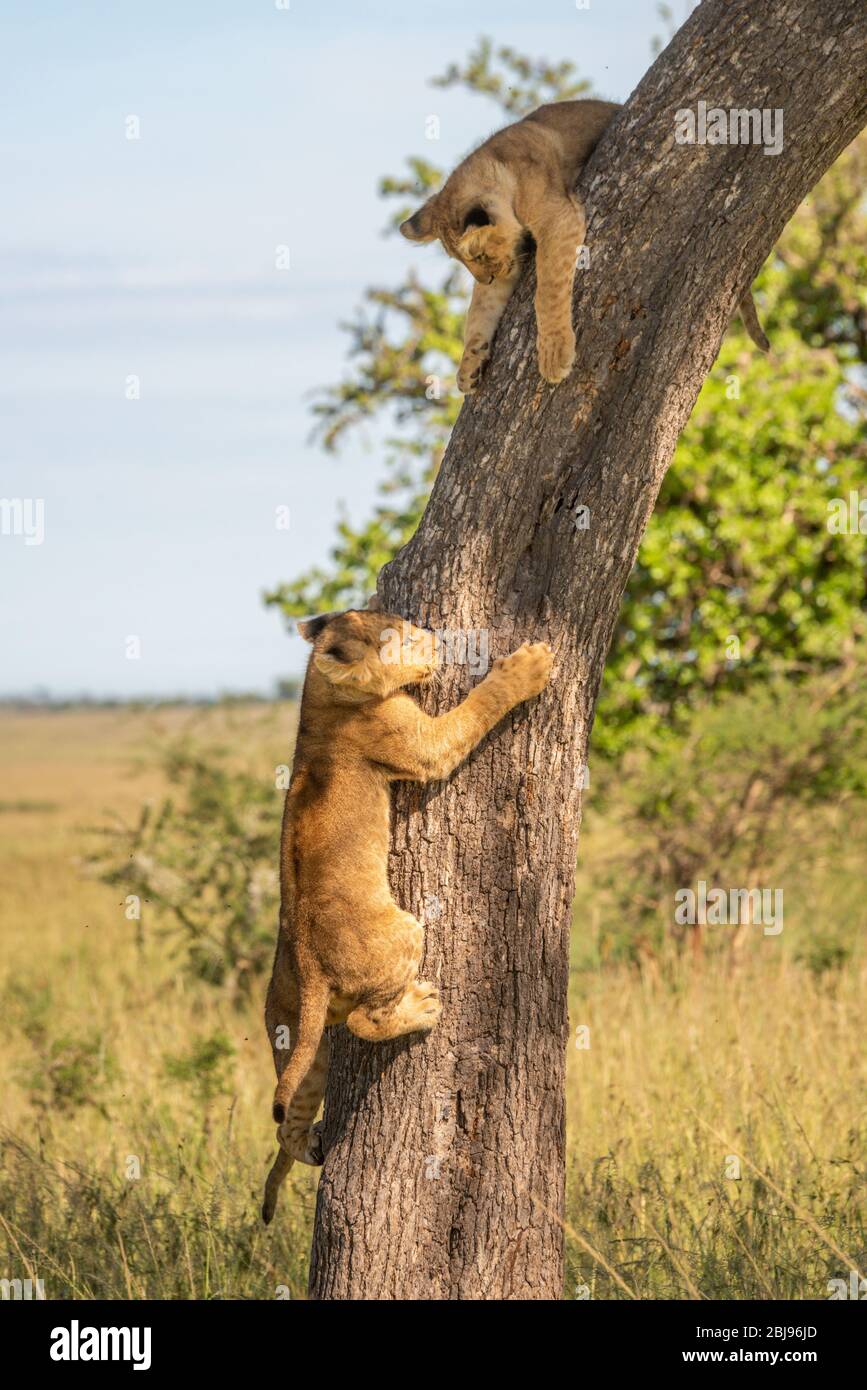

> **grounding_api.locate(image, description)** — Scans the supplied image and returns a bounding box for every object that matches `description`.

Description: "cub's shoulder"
[520,98,621,172]
[522,98,621,133]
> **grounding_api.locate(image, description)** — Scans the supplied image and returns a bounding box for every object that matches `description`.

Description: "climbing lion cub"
[261,606,553,1222]
[401,99,769,393]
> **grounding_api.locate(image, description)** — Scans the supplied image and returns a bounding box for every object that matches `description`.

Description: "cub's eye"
[326,644,352,662]
[462,205,492,231]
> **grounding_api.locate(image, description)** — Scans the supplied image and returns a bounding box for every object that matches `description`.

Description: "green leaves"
[582,656,867,965]
[432,37,593,117]
[87,735,280,1002]
[268,43,867,760]
[597,213,867,756]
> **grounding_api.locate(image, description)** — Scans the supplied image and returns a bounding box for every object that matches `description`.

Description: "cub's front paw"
[537,328,575,385]
[457,347,489,395]
[493,641,554,700]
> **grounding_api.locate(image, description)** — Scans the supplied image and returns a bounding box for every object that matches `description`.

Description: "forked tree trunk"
[309,0,867,1300]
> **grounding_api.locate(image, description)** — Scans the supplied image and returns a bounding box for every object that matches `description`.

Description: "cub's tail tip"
[273,1100,286,1124]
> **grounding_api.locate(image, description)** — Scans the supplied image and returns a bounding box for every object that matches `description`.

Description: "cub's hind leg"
[261,1029,328,1224]
[262,970,327,1223]
[347,979,441,1041]
[345,909,441,1040]
[276,1029,329,1165]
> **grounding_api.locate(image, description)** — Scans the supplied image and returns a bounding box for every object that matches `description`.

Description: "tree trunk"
[309,0,867,1300]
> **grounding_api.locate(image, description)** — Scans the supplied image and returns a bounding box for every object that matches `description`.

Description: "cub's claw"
[405,980,442,1031]
[306,1121,325,1166]
[457,352,488,395]
[276,1120,325,1167]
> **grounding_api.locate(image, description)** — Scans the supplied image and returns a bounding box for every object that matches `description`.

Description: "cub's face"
[299,609,439,701]
[400,196,522,285]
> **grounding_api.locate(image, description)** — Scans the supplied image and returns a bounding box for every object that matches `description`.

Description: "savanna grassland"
[0,704,864,1300]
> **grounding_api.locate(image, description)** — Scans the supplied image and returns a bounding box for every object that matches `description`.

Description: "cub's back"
[521,99,620,175]
[282,696,391,909]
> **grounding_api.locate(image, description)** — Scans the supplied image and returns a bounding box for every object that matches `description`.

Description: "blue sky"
[1,0,668,696]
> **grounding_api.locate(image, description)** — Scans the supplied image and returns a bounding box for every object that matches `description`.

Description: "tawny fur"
[261,606,553,1222]
[400,99,769,393]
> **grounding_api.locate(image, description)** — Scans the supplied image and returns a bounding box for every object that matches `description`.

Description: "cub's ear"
[399,197,438,243]
[297,612,339,642]
[313,650,383,696]
[462,204,492,231]
[313,652,348,682]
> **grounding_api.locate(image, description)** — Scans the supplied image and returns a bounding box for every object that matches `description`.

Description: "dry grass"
[0,706,864,1298]
[0,705,315,1299]
[564,957,866,1298]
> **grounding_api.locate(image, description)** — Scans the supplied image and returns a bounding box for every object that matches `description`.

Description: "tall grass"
[564,957,866,1299]
[0,706,864,1298]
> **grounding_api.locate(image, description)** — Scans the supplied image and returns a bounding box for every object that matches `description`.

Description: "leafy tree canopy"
[264,39,867,756]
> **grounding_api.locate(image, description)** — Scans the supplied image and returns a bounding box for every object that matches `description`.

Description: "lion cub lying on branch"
[401,99,769,392]
[261,606,553,1222]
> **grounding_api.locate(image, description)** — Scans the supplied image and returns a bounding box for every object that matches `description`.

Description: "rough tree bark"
[308,0,867,1300]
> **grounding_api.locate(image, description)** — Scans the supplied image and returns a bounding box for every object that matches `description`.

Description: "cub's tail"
[262,1145,293,1225]
[739,289,770,353]
[272,975,330,1124]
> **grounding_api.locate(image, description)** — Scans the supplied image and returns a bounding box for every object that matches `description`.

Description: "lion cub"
[401,99,769,393]
[261,606,553,1222]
